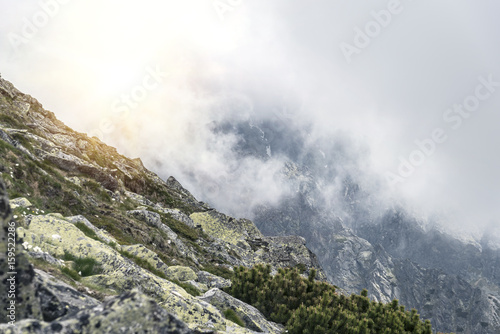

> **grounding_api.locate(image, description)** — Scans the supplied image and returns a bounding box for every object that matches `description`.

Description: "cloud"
[1,0,500,235]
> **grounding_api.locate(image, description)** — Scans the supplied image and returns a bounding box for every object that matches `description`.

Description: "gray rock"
[199,288,282,334]
[124,191,154,207]
[158,207,196,228]
[9,197,32,209]
[127,209,197,262]
[28,251,63,266]
[166,266,197,282]
[122,244,169,276]
[197,271,231,289]
[0,290,197,334]
[44,151,118,191]
[126,210,162,227]
[66,215,116,245]
[34,269,100,321]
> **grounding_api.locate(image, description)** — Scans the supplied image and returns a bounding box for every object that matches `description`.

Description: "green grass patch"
[61,266,81,281]
[90,216,136,245]
[0,113,24,128]
[203,264,234,280]
[62,251,103,277]
[10,132,33,151]
[118,249,200,296]
[74,222,100,241]
[164,214,200,241]
[169,279,201,297]
[224,309,245,327]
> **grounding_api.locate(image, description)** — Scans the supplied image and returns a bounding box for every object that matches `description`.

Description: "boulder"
[185,280,209,294]
[66,215,117,245]
[17,214,228,330]
[124,191,154,207]
[122,244,169,276]
[190,211,263,246]
[158,207,196,228]
[199,289,283,334]
[197,271,231,289]
[166,266,198,282]
[28,251,63,266]
[0,290,197,334]
[34,269,100,321]
[127,209,196,262]
[9,197,32,209]
[126,210,162,227]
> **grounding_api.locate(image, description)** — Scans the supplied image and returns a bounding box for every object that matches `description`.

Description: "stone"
[126,209,162,227]
[127,209,196,262]
[44,151,119,191]
[124,191,154,207]
[158,207,196,228]
[186,280,209,294]
[190,211,263,246]
[122,244,169,276]
[17,214,227,330]
[197,271,232,289]
[199,289,283,334]
[0,290,197,334]
[166,266,198,282]
[9,197,32,209]
[27,251,63,266]
[66,215,117,245]
[34,269,100,321]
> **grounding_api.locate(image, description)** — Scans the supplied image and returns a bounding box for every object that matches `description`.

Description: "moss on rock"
[166,266,197,282]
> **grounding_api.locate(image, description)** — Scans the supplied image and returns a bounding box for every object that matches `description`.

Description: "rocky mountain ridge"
[0,76,325,333]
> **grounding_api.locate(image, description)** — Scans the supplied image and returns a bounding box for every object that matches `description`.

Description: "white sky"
[1,0,499,233]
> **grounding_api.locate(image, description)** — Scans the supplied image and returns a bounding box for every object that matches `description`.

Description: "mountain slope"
[0,76,324,333]
[0,75,447,333]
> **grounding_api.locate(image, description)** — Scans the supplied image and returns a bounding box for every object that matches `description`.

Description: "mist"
[1,0,500,238]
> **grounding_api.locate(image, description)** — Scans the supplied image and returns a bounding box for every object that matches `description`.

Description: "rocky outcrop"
[0,75,337,333]
[199,288,283,334]
[34,269,100,322]
[197,271,231,289]
[9,197,32,209]
[16,214,228,331]
[0,290,198,334]
[166,266,198,282]
[191,210,326,280]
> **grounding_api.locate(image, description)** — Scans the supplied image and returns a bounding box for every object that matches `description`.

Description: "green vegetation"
[62,251,103,278]
[202,264,234,280]
[82,179,111,203]
[118,249,200,296]
[164,213,200,241]
[169,279,201,297]
[61,266,81,281]
[223,309,245,327]
[74,222,99,240]
[0,112,26,129]
[227,265,434,334]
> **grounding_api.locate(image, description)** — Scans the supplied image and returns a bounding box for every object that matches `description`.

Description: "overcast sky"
[1,0,499,234]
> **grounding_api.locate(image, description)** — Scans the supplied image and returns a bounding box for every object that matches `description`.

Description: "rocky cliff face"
[0,76,326,333]
[208,118,500,334]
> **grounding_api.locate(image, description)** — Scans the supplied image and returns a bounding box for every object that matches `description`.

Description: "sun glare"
[62,1,247,95]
